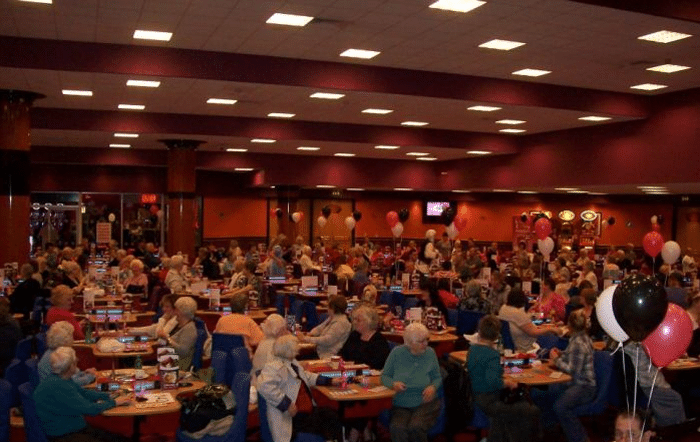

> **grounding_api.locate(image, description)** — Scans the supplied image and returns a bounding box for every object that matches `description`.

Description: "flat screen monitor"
[422,201,456,224]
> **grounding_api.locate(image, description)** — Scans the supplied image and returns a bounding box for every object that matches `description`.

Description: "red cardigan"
[46,307,85,340]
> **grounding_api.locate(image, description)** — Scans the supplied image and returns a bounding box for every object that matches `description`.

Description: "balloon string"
[631,345,640,442]
[640,368,659,442]
[617,342,630,414]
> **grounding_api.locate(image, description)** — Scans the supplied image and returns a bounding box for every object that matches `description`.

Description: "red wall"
[203,196,267,238]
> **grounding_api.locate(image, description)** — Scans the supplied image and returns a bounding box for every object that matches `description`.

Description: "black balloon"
[275,208,283,219]
[608,216,616,226]
[657,214,664,225]
[520,213,528,223]
[352,210,362,221]
[321,206,331,218]
[612,274,668,342]
[441,207,455,226]
[398,208,409,223]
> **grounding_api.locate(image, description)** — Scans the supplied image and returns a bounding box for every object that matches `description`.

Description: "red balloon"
[534,218,552,240]
[642,303,694,368]
[454,213,467,232]
[149,204,159,215]
[386,211,399,228]
[642,231,664,257]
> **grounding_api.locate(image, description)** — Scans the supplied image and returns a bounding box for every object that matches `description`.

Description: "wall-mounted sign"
[141,194,157,204]
[581,210,598,222]
[559,210,575,222]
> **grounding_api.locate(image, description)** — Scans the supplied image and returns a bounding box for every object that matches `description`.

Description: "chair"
[211,350,230,385]
[257,393,325,442]
[19,382,49,442]
[403,297,419,310]
[191,327,208,371]
[35,333,47,358]
[25,358,41,388]
[230,347,252,375]
[537,334,568,351]
[212,333,244,354]
[301,301,322,330]
[446,308,458,327]
[290,299,305,325]
[15,336,34,361]
[500,320,515,351]
[0,379,11,442]
[4,359,27,407]
[176,372,251,442]
[572,350,614,416]
[456,310,485,336]
[378,385,446,439]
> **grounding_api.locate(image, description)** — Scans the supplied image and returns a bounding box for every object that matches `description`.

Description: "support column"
[160,139,204,260]
[0,90,44,265]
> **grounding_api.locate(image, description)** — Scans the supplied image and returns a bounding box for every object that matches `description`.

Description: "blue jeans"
[553,384,596,442]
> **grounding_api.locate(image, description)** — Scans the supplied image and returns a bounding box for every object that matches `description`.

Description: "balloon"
[149,204,159,215]
[344,216,356,231]
[108,213,116,223]
[317,216,327,228]
[445,223,458,240]
[352,210,362,222]
[537,237,554,256]
[391,222,404,238]
[520,212,528,223]
[612,274,668,342]
[642,231,664,257]
[272,208,283,219]
[661,241,681,264]
[657,214,665,225]
[386,211,399,228]
[534,217,552,240]
[651,215,658,225]
[321,206,331,218]
[291,212,303,223]
[595,285,630,343]
[398,208,410,223]
[441,207,455,226]
[607,216,615,226]
[454,213,467,231]
[642,303,694,368]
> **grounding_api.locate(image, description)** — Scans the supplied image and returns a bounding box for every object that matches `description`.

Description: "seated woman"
[46,285,85,340]
[415,278,449,325]
[252,314,288,379]
[194,247,221,280]
[468,315,541,442]
[299,295,351,359]
[224,260,261,298]
[498,288,559,352]
[157,296,198,371]
[267,245,287,278]
[214,292,265,352]
[61,261,86,295]
[122,258,149,299]
[529,278,566,322]
[164,255,188,293]
[459,280,491,313]
[129,293,178,339]
[10,263,42,320]
[257,335,342,442]
[0,298,22,377]
[361,284,378,304]
[341,303,390,369]
[38,321,96,385]
[381,323,442,442]
[34,347,130,442]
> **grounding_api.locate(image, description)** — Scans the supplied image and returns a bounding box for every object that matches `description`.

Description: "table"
[666,357,700,371]
[76,337,155,378]
[448,351,572,386]
[382,329,457,357]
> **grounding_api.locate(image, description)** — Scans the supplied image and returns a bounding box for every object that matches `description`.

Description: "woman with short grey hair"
[165,255,188,293]
[38,321,97,385]
[459,280,491,313]
[253,314,288,376]
[157,296,198,370]
[381,323,442,442]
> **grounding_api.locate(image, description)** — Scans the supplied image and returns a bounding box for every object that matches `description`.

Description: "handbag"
[180,384,236,433]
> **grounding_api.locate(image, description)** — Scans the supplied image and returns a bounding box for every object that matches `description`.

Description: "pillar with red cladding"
[161,139,204,260]
[0,90,44,265]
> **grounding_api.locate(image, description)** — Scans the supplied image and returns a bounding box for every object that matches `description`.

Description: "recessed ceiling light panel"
[114,133,139,138]
[467,150,491,155]
[251,139,276,143]
[126,79,160,88]
[109,144,131,148]
[346,188,365,191]
[62,89,92,96]
[268,112,295,118]
[468,105,501,112]
[118,104,145,110]
[429,0,485,13]
[579,116,611,121]
[362,108,393,114]
[499,128,526,133]
[375,145,400,150]
[297,146,320,151]
[512,68,551,77]
[394,188,413,191]
[266,13,314,27]
[630,83,667,91]
[133,30,172,41]
[401,121,429,127]
[417,157,437,161]
[340,49,380,59]
[235,168,254,172]
[479,39,525,50]
[334,153,355,157]
[647,64,691,73]
[638,30,692,44]
[406,152,429,156]
[310,92,345,99]
[207,98,237,105]
[226,148,248,152]
[495,119,525,125]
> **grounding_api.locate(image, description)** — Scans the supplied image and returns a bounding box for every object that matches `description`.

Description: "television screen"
[426,201,451,217]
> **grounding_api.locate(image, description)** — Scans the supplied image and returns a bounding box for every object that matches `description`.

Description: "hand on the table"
[85,367,97,375]
[549,348,561,360]
[287,404,298,417]
[114,395,132,407]
[422,385,436,403]
[392,381,407,392]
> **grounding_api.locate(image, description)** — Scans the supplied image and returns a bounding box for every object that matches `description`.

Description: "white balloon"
[661,241,681,264]
[291,212,302,223]
[108,213,116,223]
[392,222,404,238]
[595,284,629,343]
[317,216,327,228]
[445,223,458,240]
[537,237,554,256]
[651,215,658,225]
[344,216,356,231]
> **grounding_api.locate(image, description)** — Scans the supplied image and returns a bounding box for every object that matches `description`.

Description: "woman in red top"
[46,285,85,340]
[529,278,566,322]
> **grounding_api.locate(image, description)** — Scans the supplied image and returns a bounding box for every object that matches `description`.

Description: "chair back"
[4,359,27,407]
[0,379,11,442]
[211,350,230,385]
[25,358,41,388]
[499,320,515,351]
[35,333,47,358]
[403,297,419,310]
[573,350,614,416]
[191,327,208,371]
[15,336,34,361]
[211,333,244,354]
[446,308,458,327]
[31,298,52,324]
[290,299,305,324]
[230,347,252,376]
[302,301,321,330]
[19,382,49,442]
[257,394,274,442]
[457,310,485,335]
[536,334,568,351]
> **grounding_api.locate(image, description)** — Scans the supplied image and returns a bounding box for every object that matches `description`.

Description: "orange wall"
[203,196,267,238]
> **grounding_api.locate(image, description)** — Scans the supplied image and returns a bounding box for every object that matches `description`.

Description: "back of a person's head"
[478,315,501,342]
[580,288,597,307]
[506,288,527,308]
[568,309,588,333]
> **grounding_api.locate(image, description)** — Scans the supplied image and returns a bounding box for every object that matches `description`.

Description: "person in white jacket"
[257,335,342,442]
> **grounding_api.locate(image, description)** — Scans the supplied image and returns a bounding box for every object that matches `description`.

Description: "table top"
[314,376,395,402]
[75,339,156,358]
[666,357,700,371]
[448,350,572,386]
[381,329,458,344]
[197,308,269,323]
[83,313,139,324]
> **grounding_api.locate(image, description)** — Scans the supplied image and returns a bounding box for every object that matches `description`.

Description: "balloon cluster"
[386,209,409,237]
[344,211,362,231]
[596,274,693,367]
[533,216,554,260]
[318,206,331,228]
[270,208,283,219]
[441,207,467,240]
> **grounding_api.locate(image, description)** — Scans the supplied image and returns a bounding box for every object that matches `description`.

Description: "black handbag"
[180,384,236,433]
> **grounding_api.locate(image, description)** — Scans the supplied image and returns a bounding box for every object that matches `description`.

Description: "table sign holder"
[157,348,179,389]
[209,289,221,309]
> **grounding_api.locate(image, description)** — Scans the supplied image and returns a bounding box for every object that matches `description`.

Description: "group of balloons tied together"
[596,274,694,368]
[270,208,304,224]
[315,206,363,231]
[641,215,679,264]
[385,209,410,238]
[531,215,556,259]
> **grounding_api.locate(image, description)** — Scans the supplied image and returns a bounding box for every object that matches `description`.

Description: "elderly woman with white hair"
[61,260,86,295]
[299,245,320,274]
[157,296,198,371]
[38,321,96,385]
[165,255,188,293]
[267,245,287,278]
[258,335,342,442]
[381,323,442,442]
[122,258,149,298]
[252,314,288,376]
[33,347,130,442]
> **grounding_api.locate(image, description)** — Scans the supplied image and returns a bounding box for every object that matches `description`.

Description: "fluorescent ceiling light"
[226,148,248,152]
[429,0,485,13]
[496,119,525,125]
[394,188,413,191]
[362,108,393,114]
[62,89,92,96]
[235,168,254,172]
[19,0,53,3]
[479,39,525,51]
[133,30,172,41]
[638,30,692,44]
[588,192,607,196]
[579,116,611,122]
[297,146,320,151]
[406,152,429,156]
[417,157,437,161]
[109,144,131,148]
[207,98,237,105]
[251,139,276,143]
[126,79,160,88]
[499,128,526,133]
[316,185,335,188]
[266,13,314,27]
[468,105,501,112]
[492,189,513,193]
[346,188,365,191]
[114,133,139,138]
[375,145,400,150]
[645,191,670,194]
[467,150,491,155]
[401,121,429,127]
[334,153,355,157]
[555,187,578,191]
[268,112,295,118]
[517,190,537,194]
[512,68,551,77]
[638,186,667,190]
[118,104,145,110]
[567,190,589,194]
[452,190,471,193]
[310,92,345,100]
[340,49,380,59]
[647,64,691,73]
[630,83,667,91]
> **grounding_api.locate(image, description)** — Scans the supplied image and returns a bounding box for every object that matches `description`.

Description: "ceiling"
[1,0,700,193]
